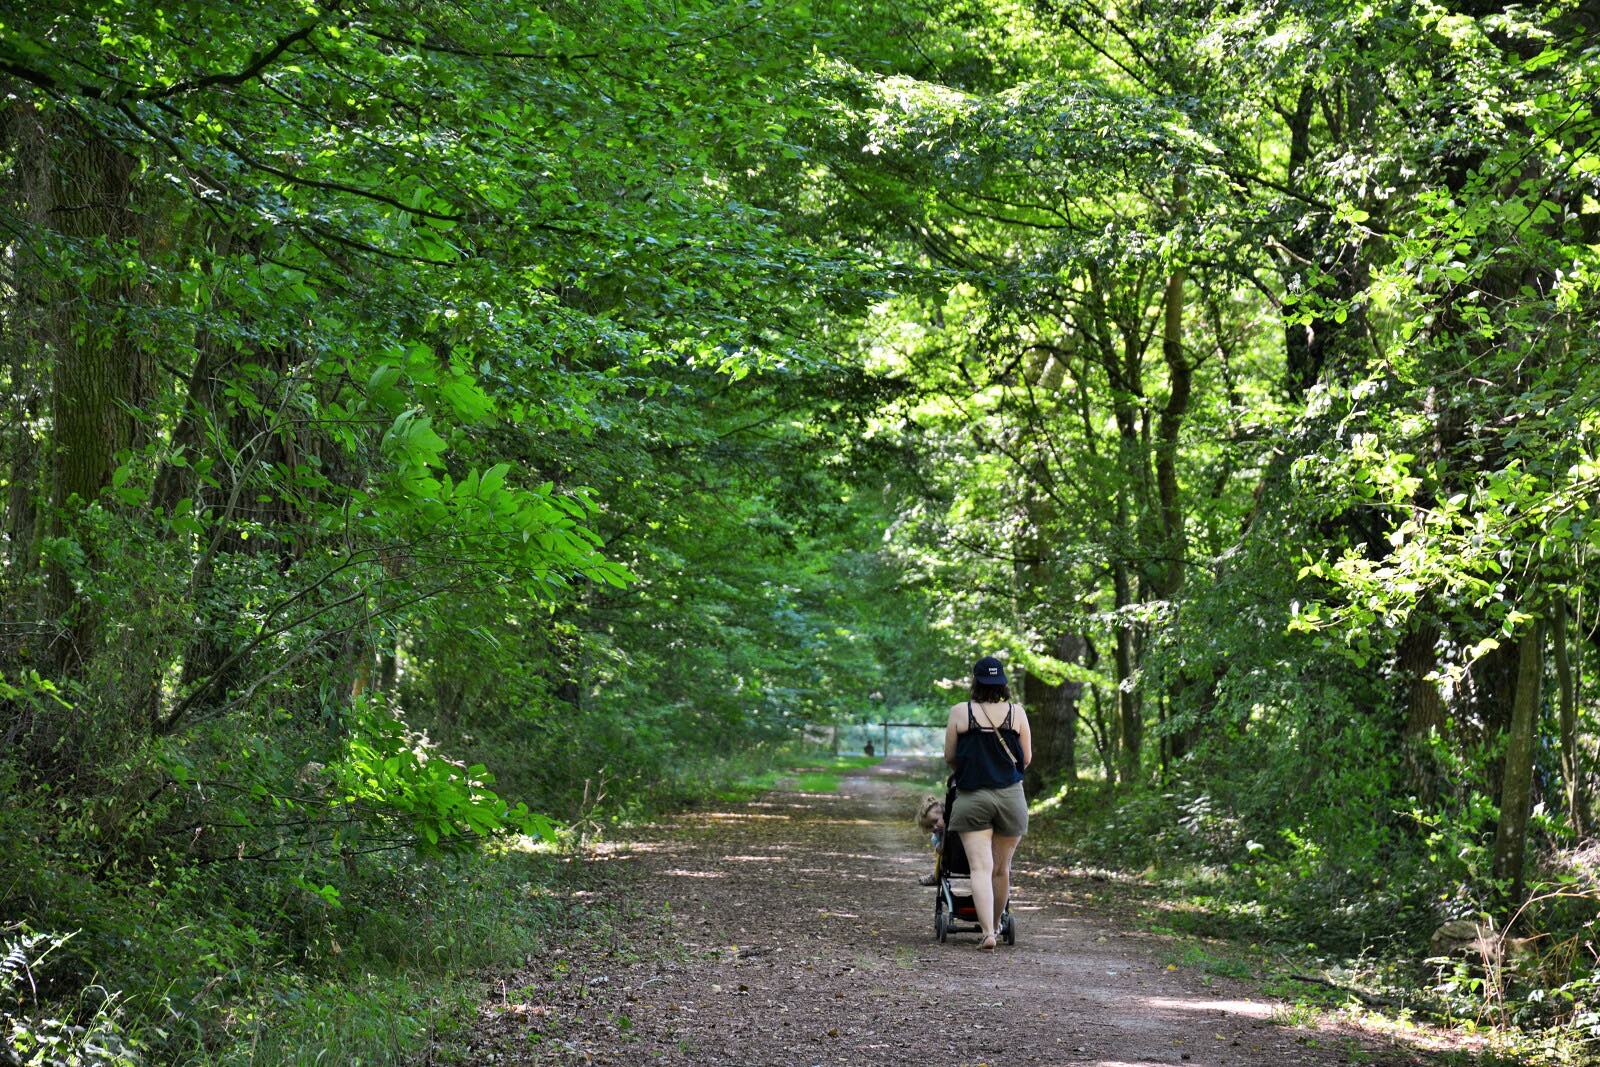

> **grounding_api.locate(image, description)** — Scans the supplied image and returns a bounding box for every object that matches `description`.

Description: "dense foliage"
[4,0,1600,1060]
[0,1,943,1059]
[827,0,1600,1049]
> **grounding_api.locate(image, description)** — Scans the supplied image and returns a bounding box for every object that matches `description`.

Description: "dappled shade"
[3,0,1600,1059]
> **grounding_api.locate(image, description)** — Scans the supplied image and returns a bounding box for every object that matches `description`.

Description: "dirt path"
[467,758,1451,1066]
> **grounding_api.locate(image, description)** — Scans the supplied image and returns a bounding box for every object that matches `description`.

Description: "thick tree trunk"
[1492,621,1543,904]
[43,126,140,670]
[547,620,582,708]
[1470,638,1520,800]
[1398,614,1447,794]
[1023,633,1085,795]
[1011,454,1082,793]
[165,343,331,732]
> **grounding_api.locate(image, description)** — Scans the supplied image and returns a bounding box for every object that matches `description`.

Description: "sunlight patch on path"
[697,811,792,821]
[1139,995,1274,1019]
[587,840,677,855]
[662,868,726,879]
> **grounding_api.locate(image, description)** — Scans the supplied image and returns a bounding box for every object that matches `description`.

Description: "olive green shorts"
[947,782,1028,837]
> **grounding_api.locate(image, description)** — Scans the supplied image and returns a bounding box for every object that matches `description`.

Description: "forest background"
[4,0,1600,1062]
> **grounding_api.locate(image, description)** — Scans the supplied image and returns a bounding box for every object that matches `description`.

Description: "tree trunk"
[1465,638,1521,806]
[43,125,140,670]
[1552,593,1582,836]
[379,641,400,693]
[3,338,42,580]
[1152,177,1189,600]
[1023,633,1085,795]
[1110,340,1144,787]
[1280,83,1326,400]
[1010,448,1082,793]
[1276,82,1366,401]
[1113,550,1141,785]
[1492,621,1543,904]
[1084,276,1146,786]
[1088,683,1117,787]
[3,105,50,586]
[1398,614,1447,795]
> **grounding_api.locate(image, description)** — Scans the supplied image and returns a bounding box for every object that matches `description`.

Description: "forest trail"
[465,759,1448,1066]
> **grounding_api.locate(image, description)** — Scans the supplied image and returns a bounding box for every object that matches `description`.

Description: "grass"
[794,771,842,792]
[819,754,891,771]
[716,752,885,799]
[713,767,789,802]
[1259,975,1351,1009]
[1167,943,1256,980]
[786,754,884,793]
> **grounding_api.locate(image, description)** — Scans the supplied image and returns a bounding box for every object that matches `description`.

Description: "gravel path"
[466,757,1450,1066]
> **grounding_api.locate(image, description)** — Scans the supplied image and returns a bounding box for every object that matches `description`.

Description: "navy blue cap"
[973,656,1007,685]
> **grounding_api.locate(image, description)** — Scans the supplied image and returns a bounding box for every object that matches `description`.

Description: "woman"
[943,654,1031,950]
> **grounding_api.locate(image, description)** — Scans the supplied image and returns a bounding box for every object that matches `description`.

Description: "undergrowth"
[1,743,852,1065]
[2,836,578,1065]
[1028,781,1600,1065]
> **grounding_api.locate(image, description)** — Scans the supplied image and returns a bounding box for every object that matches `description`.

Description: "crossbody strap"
[969,701,1023,772]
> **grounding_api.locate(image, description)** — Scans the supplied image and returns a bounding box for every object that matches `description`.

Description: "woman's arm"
[943,704,960,768]
[1017,705,1033,768]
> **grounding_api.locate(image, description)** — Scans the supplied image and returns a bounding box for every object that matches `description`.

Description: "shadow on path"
[467,756,1463,1066]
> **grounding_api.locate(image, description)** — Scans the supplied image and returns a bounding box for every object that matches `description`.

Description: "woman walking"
[944,655,1031,950]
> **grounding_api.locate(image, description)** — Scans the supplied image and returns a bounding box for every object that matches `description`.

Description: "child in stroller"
[920,777,1016,944]
[913,792,944,886]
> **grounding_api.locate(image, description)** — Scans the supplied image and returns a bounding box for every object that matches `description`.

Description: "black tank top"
[954,702,1024,791]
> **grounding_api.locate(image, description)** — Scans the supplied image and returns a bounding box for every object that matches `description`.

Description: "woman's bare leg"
[990,834,1021,932]
[959,829,997,943]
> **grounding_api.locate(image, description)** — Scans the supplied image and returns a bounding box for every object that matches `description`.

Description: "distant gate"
[815,721,945,756]
[875,721,944,756]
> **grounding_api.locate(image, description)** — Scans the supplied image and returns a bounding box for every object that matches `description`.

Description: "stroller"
[931,777,1016,944]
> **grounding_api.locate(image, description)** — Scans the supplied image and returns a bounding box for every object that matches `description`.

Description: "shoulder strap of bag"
[995,704,1022,771]
[973,701,1022,772]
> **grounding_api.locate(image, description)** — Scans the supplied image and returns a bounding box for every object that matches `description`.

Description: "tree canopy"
[5,0,1600,1060]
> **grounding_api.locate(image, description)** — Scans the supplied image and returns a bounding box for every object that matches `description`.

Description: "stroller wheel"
[934,894,948,943]
[1001,911,1016,946]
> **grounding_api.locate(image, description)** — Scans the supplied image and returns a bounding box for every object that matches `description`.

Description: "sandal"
[977,933,997,950]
